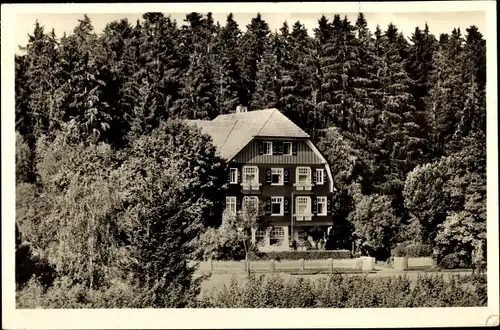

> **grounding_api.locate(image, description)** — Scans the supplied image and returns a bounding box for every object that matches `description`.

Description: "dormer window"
[263,141,273,155]
[283,142,292,156]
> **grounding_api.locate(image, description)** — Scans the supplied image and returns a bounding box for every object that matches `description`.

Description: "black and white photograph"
[1,1,498,329]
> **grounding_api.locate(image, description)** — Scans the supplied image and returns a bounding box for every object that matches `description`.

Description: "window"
[316,168,324,185]
[271,197,284,216]
[271,168,284,185]
[270,227,285,246]
[317,197,327,216]
[229,168,238,184]
[263,141,273,155]
[255,228,266,245]
[242,166,259,185]
[242,196,259,215]
[226,196,236,215]
[283,142,292,156]
[296,167,312,184]
[296,196,311,216]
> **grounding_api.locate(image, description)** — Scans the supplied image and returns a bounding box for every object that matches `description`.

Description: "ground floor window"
[255,228,266,246]
[270,227,285,246]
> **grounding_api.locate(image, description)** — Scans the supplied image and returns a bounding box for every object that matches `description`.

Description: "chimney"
[236,105,248,113]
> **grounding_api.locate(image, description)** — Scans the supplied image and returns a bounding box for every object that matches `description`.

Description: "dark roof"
[187,108,310,160]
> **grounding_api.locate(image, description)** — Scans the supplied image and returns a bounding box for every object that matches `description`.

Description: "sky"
[15,11,486,53]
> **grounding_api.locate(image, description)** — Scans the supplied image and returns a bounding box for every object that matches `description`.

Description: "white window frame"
[296,196,312,216]
[229,168,238,184]
[296,167,312,185]
[283,142,293,156]
[255,228,266,245]
[242,196,259,215]
[242,166,259,187]
[271,196,284,216]
[226,196,237,215]
[263,141,273,155]
[317,196,327,216]
[316,168,324,185]
[271,168,284,186]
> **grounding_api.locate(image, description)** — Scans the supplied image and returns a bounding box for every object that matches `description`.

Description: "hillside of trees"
[15,12,486,307]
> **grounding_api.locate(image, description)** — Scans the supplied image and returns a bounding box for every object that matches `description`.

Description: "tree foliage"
[15,13,487,306]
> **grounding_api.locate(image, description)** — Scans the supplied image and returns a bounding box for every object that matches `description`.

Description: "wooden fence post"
[270,259,275,271]
[328,258,333,273]
[300,258,305,271]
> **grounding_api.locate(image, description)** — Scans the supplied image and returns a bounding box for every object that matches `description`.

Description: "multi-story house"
[188,107,335,251]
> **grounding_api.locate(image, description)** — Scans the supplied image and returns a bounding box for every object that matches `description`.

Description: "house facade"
[188,108,335,252]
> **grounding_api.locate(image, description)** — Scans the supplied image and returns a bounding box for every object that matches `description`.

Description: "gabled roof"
[187,108,309,160]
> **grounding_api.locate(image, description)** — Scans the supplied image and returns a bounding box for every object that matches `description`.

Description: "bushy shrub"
[392,243,433,258]
[200,273,487,308]
[248,250,352,261]
[438,251,472,269]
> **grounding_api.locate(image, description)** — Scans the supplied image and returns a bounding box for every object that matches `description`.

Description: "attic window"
[263,141,272,155]
[283,142,292,156]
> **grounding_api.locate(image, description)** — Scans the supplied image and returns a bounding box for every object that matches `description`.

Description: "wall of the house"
[225,138,334,251]
[232,138,324,164]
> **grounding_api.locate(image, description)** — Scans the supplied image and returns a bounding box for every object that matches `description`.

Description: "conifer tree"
[251,31,282,109]
[279,21,315,129]
[56,15,115,143]
[213,13,242,114]
[174,12,217,119]
[238,13,271,107]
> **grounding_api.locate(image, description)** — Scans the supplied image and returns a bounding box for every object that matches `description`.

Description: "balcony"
[293,182,313,191]
[294,213,313,221]
[241,182,262,192]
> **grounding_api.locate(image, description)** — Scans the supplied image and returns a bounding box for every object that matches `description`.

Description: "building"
[188,108,335,252]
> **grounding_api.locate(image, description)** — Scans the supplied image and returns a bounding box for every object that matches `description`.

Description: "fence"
[197,257,369,274]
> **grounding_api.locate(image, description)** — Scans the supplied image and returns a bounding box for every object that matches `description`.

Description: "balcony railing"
[293,182,313,191]
[241,182,262,191]
[294,213,313,221]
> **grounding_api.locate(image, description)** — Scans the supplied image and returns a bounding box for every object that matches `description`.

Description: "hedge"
[248,250,352,261]
[392,243,433,258]
[200,273,487,308]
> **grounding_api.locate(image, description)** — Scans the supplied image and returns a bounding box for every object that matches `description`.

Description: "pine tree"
[20,22,62,143]
[310,15,334,136]
[128,13,184,136]
[279,21,315,129]
[426,28,465,159]
[375,23,422,195]
[213,13,242,114]
[238,13,271,107]
[56,15,116,143]
[251,31,282,109]
[174,12,217,119]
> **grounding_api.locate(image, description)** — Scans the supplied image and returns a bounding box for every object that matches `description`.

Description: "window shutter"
[265,197,272,215]
[237,197,242,211]
[237,169,241,183]
[312,197,318,215]
[327,197,332,215]
[292,142,297,155]
[313,170,317,183]
[228,170,231,183]
[272,142,277,155]
[222,198,226,209]
[258,141,264,155]
[284,197,290,214]
[265,168,272,183]
[284,168,290,183]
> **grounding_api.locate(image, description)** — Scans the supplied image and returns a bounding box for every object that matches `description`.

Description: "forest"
[15,12,486,307]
